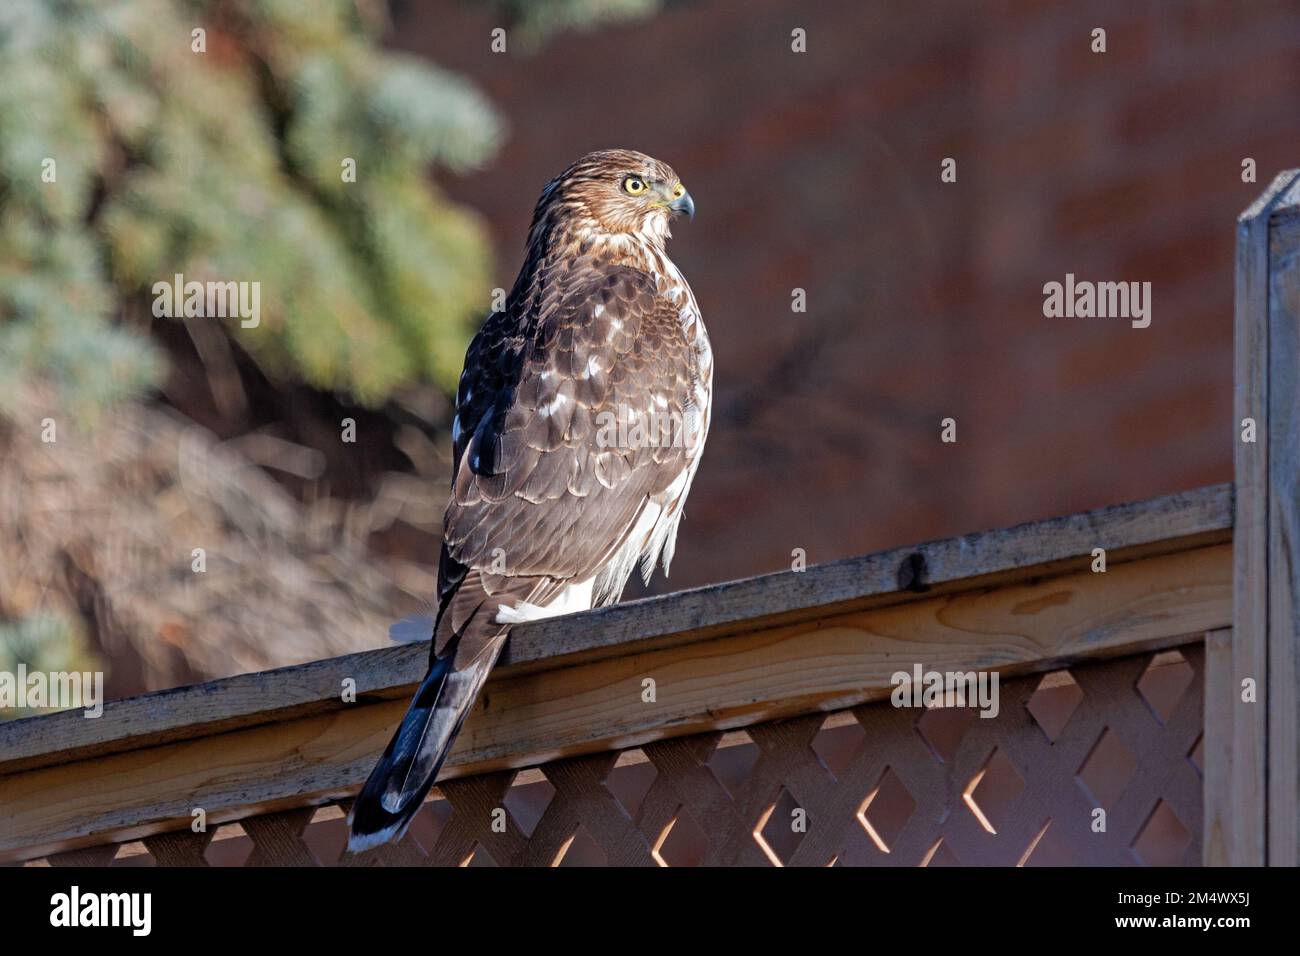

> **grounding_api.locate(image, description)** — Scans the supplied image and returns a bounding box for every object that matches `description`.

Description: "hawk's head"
[532,148,695,249]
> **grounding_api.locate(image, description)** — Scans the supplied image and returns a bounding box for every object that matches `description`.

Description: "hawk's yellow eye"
[623,176,647,195]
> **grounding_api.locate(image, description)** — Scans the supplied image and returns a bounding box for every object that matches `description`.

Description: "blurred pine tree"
[0,613,93,719]
[0,0,659,705]
[0,0,512,416]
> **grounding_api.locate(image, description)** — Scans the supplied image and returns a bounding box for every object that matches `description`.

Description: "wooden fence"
[1,173,1297,867]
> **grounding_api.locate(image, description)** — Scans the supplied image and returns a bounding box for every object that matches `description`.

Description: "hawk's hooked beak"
[668,189,695,220]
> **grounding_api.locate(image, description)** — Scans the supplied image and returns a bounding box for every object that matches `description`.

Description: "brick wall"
[392,0,1300,592]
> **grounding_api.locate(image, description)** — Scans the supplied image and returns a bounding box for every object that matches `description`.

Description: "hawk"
[348,149,712,850]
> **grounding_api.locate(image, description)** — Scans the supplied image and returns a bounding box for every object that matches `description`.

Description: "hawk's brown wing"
[433,264,699,660]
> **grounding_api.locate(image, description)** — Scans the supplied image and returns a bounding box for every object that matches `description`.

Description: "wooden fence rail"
[1,173,1298,866]
[1232,168,1300,866]
[1,484,1231,864]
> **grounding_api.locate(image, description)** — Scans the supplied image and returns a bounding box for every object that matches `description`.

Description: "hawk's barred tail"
[346,630,507,852]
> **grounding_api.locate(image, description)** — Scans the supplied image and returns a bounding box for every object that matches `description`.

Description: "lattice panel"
[25,646,1204,867]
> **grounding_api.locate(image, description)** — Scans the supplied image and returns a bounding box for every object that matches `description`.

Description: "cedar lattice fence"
[25,645,1203,867]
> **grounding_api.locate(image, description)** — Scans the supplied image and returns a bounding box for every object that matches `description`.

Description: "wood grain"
[1234,169,1300,865]
[1268,192,1300,865]
[1202,627,1234,866]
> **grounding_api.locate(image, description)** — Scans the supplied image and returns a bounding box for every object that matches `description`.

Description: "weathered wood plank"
[0,483,1231,778]
[1202,628,1235,866]
[1267,191,1300,866]
[0,542,1229,862]
[1231,172,1287,866]
[1234,169,1300,866]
